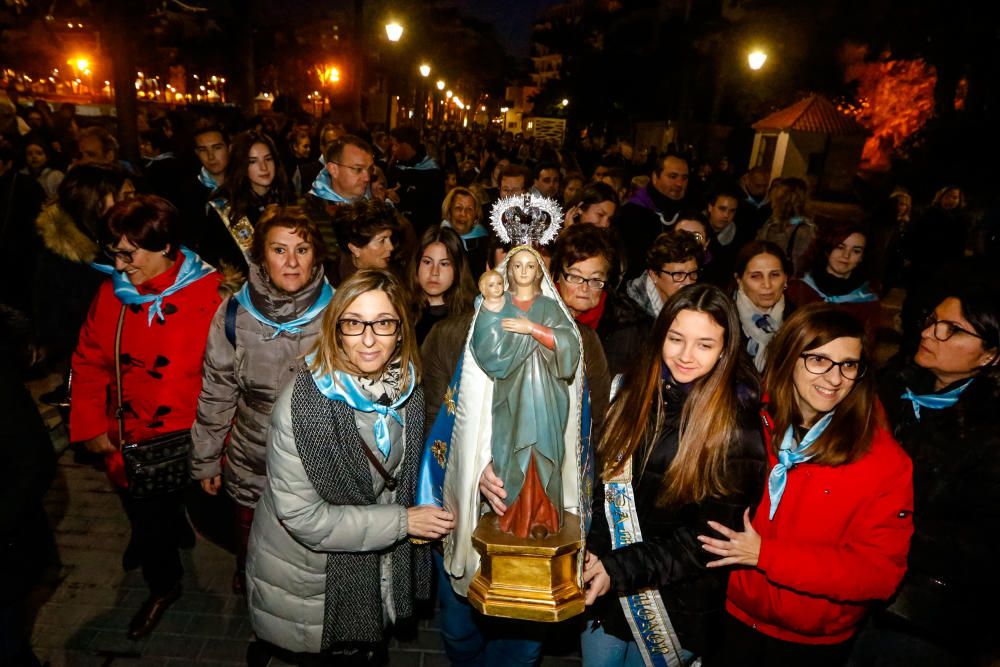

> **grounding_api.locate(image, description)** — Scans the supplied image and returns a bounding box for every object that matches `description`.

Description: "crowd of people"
[1,99,997,667]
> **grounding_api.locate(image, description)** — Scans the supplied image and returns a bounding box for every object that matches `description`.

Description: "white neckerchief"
[735,288,785,371]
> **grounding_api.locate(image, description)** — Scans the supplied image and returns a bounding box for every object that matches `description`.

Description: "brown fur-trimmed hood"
[35,204,100,264]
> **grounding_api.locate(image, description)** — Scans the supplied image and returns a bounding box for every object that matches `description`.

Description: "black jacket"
[595,290,653,379]
[0,311,57,602]
[586,380,767,657]
[877,359,1000,649]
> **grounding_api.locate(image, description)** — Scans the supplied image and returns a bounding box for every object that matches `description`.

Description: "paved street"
[25,375,581,667]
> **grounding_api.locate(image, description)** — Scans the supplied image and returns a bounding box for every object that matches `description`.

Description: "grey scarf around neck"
[289,370,430,648]
[247,261,327,324]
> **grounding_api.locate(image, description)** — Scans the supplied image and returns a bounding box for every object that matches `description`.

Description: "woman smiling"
[701,304,913,667]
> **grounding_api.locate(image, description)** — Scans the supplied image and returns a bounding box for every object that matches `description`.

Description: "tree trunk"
[103,0,141,165]
[231,1,256,116]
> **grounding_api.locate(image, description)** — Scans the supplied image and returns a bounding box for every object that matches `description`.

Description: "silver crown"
[489,193,563,247]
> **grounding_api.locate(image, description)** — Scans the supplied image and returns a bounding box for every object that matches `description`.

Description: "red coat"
[70,259,222,487]
[725,410,913,645]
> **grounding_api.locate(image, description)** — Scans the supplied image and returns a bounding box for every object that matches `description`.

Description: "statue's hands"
[583,551,611,605]
[407,505,455,540]
[501,315,534,335]
[478,462,508,515]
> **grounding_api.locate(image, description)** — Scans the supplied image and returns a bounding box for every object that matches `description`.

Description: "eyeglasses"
[104,246,137,264]
[332,162,375,176]
[562,272,607,290]
[657,269,699,283]
[923,315,984,342]
[337,318,400,336]
[799,353,866,380]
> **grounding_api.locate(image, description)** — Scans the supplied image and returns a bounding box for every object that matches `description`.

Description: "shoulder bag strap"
[113,304,127,449]
[224,297,239,348]
[356,436,398,491]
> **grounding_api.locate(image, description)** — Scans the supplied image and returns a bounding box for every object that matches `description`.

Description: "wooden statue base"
[467,512,586,622]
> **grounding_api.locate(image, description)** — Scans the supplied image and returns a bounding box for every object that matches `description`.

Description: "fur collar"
[35,204,99,264]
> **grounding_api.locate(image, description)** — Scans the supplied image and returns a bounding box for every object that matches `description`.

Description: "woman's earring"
[162,251,168,256]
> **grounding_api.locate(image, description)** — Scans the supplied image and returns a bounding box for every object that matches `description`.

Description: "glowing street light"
[561,98,570,107]
[436,80,445,91]
[385,21,403,42]
[419,64,431,77]
[748,49,767,71]
[446,90,453,99]
[75,58,90,72]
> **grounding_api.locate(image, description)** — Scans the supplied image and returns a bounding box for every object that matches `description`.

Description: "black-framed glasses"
[331,162,375,176]
[562,272,607,291]
[923,315,984,342]
[657,269,699,283]
[799,353,866,380]
[104,246,137,264]
[337,318,400,336]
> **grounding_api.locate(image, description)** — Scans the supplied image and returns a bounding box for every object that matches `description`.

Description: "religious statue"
[438,194,592,621]
[471,249,580,537]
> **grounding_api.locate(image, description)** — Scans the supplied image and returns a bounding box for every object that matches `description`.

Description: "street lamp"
[419,64,431,77]
[436,79,445,91]
[446,90,453,99]
[384,21,404,129]
[748,49,767,71]
[561,98,570,107]
[385,21,403,42]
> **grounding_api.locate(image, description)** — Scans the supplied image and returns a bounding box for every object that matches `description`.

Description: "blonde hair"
[441,186,482,224]
[478,269,503,292]
[308,269,420,386]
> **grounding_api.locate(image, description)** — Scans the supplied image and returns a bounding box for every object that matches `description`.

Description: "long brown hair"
[408,225,476,317]
[599,284,757,505]
[308,269,420,388]
[762,303,876,465]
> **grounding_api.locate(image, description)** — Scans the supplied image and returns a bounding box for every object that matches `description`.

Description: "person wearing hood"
[388,126,444,234]
[191,205,332,595]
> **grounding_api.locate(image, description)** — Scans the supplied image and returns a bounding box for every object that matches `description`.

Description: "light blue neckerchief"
[233,279,334,339]
[308,167,364,204]
[198,167,218,190]
[802,273,878,304]
[91,246,216,326]
[789,215,806,226]
[767,411,834,520]
[901,379,973,420]
[441,220,489,246]
[308,358,416,460]
[395,154,439,171]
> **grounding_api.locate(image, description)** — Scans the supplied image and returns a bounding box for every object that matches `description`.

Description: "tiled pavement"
[26,375,582,667]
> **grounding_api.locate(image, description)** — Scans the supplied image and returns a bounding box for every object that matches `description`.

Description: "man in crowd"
[74,126,118,166]
[739,165,772,236]
[306,134,375,263]
[178,126,230,264]
[616,153,691,278]
[531,162,562,200]
[387,125,444,233]
[499,164,531,199]
[702,187,753,286]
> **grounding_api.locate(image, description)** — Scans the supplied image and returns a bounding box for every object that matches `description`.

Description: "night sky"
[451,0,565,56]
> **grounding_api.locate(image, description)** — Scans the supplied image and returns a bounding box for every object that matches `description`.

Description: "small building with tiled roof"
[749,94,868,194]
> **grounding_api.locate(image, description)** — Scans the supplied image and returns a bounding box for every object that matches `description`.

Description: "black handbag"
[113,305,192,499]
